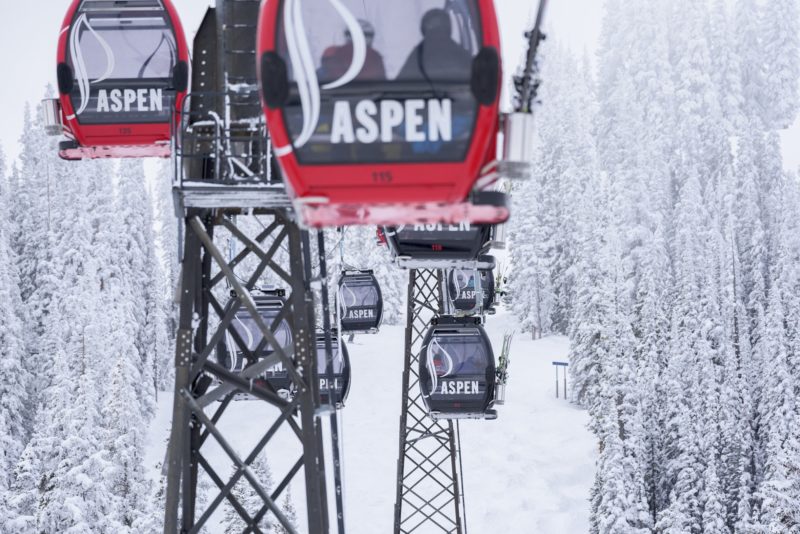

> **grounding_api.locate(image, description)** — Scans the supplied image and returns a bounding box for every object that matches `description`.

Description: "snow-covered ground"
[146,307,596,533]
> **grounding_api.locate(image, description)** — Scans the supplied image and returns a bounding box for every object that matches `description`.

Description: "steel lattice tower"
[164,1,335,532]
[163,211,333,534]
[394,270,466,534]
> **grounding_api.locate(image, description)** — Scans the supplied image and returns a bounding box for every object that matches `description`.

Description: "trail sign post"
[552,361,568,399]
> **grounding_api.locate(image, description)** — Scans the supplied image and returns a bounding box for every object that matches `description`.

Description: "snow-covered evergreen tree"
[0,145,30,532]
[221,454,275,533]
[274,487,299,534]
[8,99,68,416]
[21,168,120,532]
[509,41,597,338]
[759,0,800,129]
[116,160,164,416]
[554,0,800,530]
[509,178,554,338]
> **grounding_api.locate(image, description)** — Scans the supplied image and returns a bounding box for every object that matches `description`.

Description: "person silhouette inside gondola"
[430,344,451,377]
[454,345,483,375]
[319,19,387,82]
[397,8,472,81]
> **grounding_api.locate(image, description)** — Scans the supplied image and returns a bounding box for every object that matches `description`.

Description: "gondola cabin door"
[257,0,504,227]
[56,0,189,160]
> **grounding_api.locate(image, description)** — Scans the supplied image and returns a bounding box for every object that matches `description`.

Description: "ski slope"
[146,307,596,533]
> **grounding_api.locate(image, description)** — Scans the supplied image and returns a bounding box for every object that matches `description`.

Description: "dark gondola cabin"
[338,271,383,333]
[218,293,294,397]
[56,0,189,160]
[316,332,351,407]
[419,317,496,419]
[257,0,506,227]
[384,223,494,269]
[447,265,496,314]
[447,268,481,313]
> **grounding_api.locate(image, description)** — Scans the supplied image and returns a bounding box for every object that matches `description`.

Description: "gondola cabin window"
[226,309,293,360]
[448,268,481,312]
[271,0,482,164]
[67,14,178,124]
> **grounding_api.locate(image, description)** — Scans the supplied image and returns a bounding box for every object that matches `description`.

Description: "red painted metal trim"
[297,200,509,229]
[59,143,171,161]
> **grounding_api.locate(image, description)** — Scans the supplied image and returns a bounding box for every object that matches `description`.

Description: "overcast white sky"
[2,1,797,171]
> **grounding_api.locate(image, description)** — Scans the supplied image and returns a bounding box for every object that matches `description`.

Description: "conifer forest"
[1,0,799,532]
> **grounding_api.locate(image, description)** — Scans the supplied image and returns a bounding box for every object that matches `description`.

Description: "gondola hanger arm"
[515,0,549,114]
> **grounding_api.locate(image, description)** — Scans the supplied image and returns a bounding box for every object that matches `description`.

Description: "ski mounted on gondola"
[514,0,548,113]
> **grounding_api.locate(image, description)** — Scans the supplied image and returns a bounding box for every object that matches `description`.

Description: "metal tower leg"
[163,209,330,534]
[394,270,466,534]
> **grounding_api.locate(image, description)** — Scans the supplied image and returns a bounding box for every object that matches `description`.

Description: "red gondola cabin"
[56,0,189,160]
[257,0,505,227]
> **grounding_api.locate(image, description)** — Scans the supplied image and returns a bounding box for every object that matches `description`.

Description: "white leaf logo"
[282,0,366,150]
[70,13,115,117]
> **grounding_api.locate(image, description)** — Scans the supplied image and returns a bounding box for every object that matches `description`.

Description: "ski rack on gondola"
[500,0,549,180]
